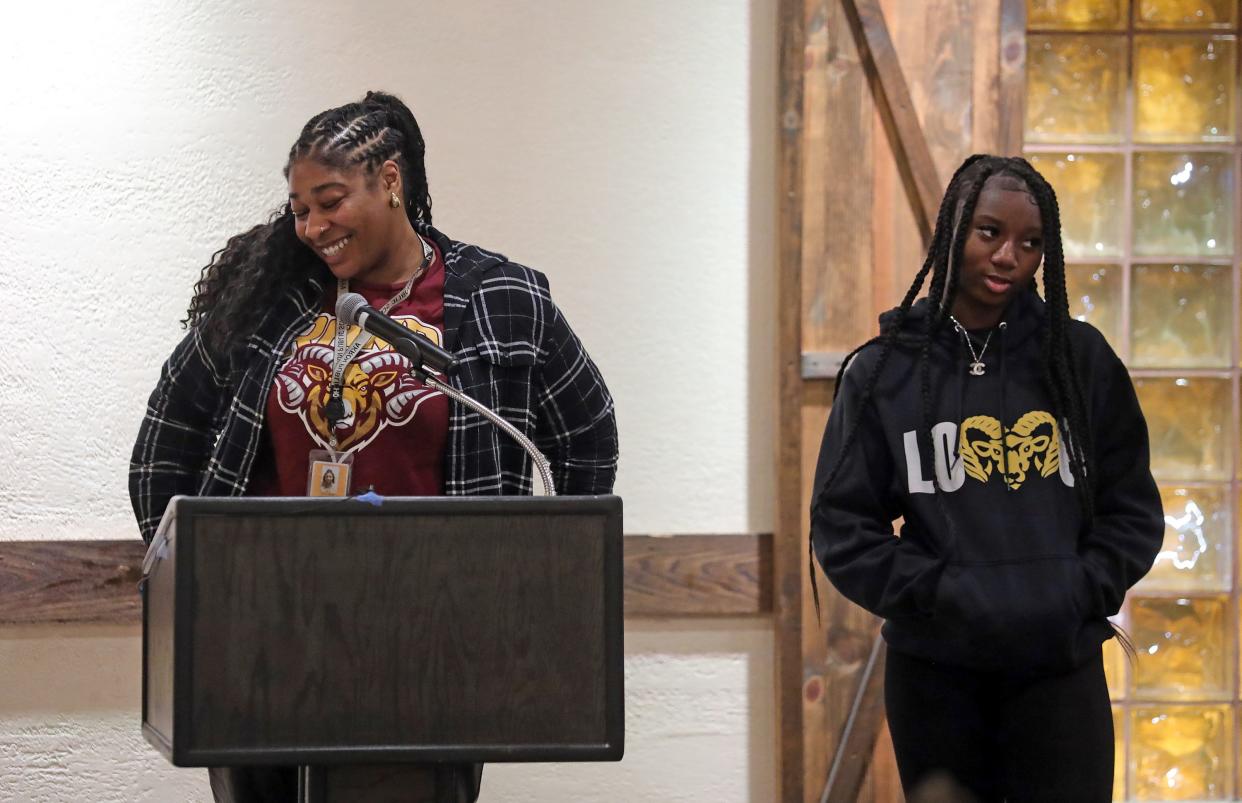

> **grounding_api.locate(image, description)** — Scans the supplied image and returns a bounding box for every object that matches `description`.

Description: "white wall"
[0,622,773,803]
[0,0,777,800]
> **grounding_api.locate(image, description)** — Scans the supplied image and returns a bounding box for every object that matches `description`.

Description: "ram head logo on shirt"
[959,411,1061,490]
[272,316,440,453]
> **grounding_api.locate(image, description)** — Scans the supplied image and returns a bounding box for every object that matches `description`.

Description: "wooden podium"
[141,495,624,801]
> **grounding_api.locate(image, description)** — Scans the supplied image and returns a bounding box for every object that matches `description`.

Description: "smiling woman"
[285,106,431,287]
[128,91,620,803]
[287,161,392,277]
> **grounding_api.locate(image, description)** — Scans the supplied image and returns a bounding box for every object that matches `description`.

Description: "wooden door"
[774,1,1025,800]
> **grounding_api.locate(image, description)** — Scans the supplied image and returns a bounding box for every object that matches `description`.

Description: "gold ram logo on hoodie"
[959,410,1061,490]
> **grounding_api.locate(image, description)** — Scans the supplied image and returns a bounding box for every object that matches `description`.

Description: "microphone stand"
[395,337,556,498]
[298,337,557,802]
[140,324,559,803]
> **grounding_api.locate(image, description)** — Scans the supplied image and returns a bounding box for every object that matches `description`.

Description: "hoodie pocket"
[933,556,1094,671]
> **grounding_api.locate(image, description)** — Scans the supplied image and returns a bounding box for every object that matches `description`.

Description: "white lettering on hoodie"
[904,411,1075,493]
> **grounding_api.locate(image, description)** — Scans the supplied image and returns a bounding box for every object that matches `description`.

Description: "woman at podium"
[129,90,619,803]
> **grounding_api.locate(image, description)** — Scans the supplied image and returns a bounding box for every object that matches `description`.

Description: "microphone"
[336,291,458,374]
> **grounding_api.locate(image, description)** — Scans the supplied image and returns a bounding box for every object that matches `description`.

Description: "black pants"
[884,647,1113,803]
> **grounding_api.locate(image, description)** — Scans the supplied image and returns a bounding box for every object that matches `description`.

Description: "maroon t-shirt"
[252,243,449,497]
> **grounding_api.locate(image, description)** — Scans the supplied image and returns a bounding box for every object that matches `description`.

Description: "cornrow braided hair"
[286,89,432,225]
[184,91,432,353]
[808,155,1097,625]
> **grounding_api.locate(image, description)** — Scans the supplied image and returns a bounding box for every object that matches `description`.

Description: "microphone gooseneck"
[334,291,555,496]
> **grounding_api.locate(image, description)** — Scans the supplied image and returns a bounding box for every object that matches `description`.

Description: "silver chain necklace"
[948,314,995,376]
[326,234,434,449]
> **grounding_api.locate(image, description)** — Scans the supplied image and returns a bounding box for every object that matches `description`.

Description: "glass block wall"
[1025,1,1240,799]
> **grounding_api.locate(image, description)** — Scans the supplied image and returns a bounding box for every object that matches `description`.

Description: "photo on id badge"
[308,450,352,497]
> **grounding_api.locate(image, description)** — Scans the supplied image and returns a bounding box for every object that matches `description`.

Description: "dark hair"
[809,155,1096,619]
[284,90,432,223]
[183,91,431,352]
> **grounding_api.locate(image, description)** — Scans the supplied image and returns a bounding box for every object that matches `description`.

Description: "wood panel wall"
[777,0,1018,800]
[0,535,772,626]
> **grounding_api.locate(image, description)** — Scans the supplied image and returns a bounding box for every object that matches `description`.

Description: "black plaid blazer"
[129,226,618,543]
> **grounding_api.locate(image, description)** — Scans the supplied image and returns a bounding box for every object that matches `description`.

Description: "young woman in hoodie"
[810,155,1163,802]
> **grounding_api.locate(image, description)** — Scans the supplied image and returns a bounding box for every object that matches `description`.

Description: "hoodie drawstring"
[998,321,1010,491]
[956,333,966,467]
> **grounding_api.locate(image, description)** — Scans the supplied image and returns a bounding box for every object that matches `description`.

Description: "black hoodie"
[810,290,1163,673]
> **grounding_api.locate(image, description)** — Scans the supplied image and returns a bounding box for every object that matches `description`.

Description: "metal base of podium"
[297,764,474,803]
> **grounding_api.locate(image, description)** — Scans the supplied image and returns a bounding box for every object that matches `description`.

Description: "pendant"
[969,361,986,376]
[325,395,347,426]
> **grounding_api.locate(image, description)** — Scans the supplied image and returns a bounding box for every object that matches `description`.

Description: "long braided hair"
[184,90,432,352]
[809,154,1096,617]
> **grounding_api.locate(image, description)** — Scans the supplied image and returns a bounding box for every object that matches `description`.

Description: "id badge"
[307,449,354,497]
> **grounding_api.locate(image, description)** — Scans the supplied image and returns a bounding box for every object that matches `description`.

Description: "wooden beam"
[0,540,146,625]
[776,0,811,799]
[0,534,772,626]
[623,534,772,616]
[799,3,880,799]
[997,0,1027,156]
[971,0,1003,153]
[801,0,877,358]
[840,0,942,243]
[820,634,887,803]
[871,0,978,318]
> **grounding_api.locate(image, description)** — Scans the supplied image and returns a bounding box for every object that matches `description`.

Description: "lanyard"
[325,235,433,451]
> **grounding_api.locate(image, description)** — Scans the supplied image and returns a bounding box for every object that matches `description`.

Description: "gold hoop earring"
[390,192,402,208]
